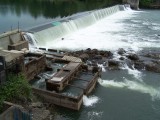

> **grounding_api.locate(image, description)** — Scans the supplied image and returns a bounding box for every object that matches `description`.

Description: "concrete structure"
[24,53,46,81]
[0,30,28,50]
[0,56,6,85]
[46,62,82,92]
[123,0,139,9]
[0,49,46,81]
[0,50,24,76]
[31,59,101,110]
[33,87,83,110]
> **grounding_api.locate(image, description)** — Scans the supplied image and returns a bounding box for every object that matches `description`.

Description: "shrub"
[0,74,32,112]
[139,0,153,8]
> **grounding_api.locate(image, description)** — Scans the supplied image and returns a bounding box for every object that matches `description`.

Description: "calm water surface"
[0,0,120,33]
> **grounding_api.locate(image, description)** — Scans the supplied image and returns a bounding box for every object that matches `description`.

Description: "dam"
[25,5,128,48]
[1,2,160,119]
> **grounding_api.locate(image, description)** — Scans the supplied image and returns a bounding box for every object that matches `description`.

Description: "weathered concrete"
[0,50,24,76]
[0,29,28,50]
[24,53,46,81]
[32,87,83,110]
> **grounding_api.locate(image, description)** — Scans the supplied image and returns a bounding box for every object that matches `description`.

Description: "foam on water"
[98,64,106,72]
[121,64,142,80]
[87,111,103,120]
[98,78,160,100]
[26,8,160,52]
[83,95,100,107]
[47,9,160,52]
[46,10,136,51]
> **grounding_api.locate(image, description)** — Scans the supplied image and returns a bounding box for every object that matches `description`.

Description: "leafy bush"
[0,74,32,112]
[139,0,153,8]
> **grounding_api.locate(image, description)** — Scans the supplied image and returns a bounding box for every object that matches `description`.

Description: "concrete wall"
[0,30,28,50]
[123,0,139,9]
[33,87,83,110]
[24,53,46,81]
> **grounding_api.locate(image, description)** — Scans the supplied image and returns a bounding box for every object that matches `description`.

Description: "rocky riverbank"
[66,48,160,73]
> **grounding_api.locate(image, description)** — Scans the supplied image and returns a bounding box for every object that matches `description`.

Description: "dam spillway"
[25,5,128,48]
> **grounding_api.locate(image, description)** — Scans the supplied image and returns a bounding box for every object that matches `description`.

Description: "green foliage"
[0,74,32,112]
[139,0,153,8]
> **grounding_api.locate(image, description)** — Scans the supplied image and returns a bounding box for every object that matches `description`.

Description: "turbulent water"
[2,4,160,119]
[43,9,160,120]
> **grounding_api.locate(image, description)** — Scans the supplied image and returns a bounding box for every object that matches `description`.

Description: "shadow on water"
[0,0,121,18]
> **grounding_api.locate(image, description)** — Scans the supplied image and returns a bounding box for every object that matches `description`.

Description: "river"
[1,1,160,120]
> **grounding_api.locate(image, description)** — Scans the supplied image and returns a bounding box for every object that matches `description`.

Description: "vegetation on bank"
[0,74,32,113]
[0,0,121,18]
[139,0,160,8]
[139,0,152,8]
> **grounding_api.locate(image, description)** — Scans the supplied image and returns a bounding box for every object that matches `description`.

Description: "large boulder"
[90,49,99,55]
[127,54,139,61]
[134,61,145,70]
[94,55,103,60]
[108,60,120,70]
[118,48,126,55]
[79,53,89,62]
[145,62,160,73]
[145,53,160,59]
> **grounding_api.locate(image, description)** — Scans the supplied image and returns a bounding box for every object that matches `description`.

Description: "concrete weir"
[26,5,127,47]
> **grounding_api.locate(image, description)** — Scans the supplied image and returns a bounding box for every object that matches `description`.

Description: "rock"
[99,50,105,55]
[134,61,145,70]
[104,51,113,58]
[108,60,120,70]
[119,57,125,60]
[127,54,139,61]
[91,60,98,67]
[118,48,126,55]
[145,53,160,59]
[145,62,160,73]
[79,53,89,61]
[91,49,98,55]
[86,48,91,52]
[81,64,88,71]
[30,102,43,108]
[84,48,91,54]
[94,55,102,59]
[92,66,99,73]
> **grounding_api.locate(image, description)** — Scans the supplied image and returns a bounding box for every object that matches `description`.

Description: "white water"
[25,5,160,53]
[38,10,133,51]
[23,32,38,48]
[121,64,142,80]
[25,5,160,107]
[83,95,100,107]
[87,111,103,120]
[27,5,123,49]
[98,78,160,100]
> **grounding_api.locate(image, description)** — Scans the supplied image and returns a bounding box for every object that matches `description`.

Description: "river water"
[48,9,160,120]
[1,2,160,120]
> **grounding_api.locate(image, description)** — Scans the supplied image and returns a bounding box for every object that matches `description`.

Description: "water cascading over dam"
[25,5,128,48]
